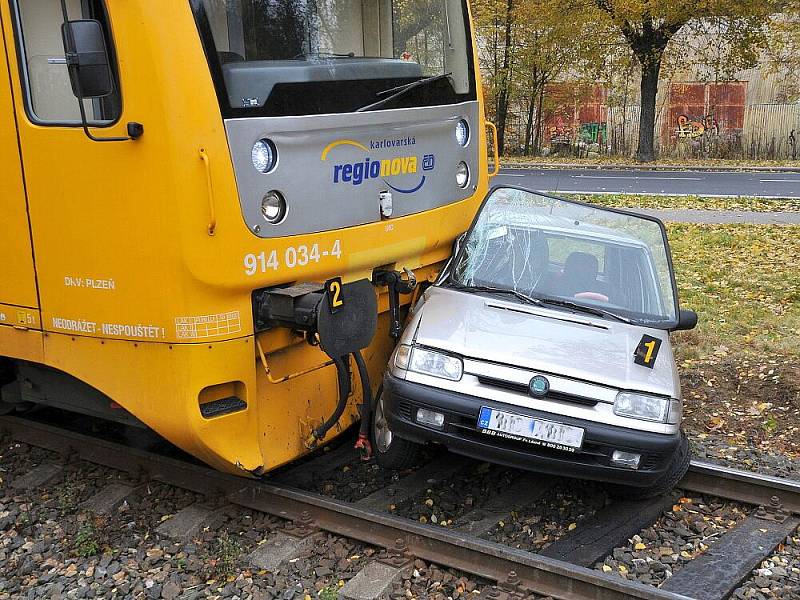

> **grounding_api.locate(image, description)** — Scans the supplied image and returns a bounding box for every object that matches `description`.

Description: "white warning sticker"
[175,311,242,339]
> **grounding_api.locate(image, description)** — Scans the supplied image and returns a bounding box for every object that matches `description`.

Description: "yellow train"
[0,0,492,474]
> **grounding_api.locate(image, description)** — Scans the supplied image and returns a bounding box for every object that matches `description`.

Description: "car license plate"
[477,407,584,452]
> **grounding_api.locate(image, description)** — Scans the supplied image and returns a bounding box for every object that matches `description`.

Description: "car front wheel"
[371,387,421,470]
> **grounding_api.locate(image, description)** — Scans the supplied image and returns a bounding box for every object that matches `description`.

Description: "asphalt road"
[497,167,800,199]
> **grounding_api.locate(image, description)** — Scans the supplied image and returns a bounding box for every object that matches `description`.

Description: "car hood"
[412,287,679,398]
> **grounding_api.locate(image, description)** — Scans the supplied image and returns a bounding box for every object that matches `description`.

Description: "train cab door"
[0,13,39,319]
[0,0,130,333]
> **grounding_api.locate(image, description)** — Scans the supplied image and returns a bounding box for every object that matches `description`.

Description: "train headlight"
[261,191,287,224]
[455,119,470,146]
[252,139,277,173]
[455,161,470,188]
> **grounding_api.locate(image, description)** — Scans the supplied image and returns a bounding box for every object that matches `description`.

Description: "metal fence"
[525,103,800,160]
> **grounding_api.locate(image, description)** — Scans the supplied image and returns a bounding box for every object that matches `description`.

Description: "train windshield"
[192,0,475,117]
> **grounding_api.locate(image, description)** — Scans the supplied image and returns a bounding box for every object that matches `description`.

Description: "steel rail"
[1,416,688,600]
[2,415,795,599]
[682,460,800,514]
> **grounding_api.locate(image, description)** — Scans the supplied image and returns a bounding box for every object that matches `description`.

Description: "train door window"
[11,0,122,125]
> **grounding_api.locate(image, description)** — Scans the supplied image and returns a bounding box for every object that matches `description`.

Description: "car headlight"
[667,398,682,425]
[408,347,463,381]
[394,344,412,370]
[614,392,673,423]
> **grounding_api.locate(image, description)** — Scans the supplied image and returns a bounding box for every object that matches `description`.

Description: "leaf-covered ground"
[665,223,800,458]
[503,155,800,170]
[572,193,800,212]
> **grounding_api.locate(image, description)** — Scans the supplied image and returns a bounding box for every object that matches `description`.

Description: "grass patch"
[53,472,83,515]
[666,223,800,360]
[319,585,340,600]
[73,515,107,557]
[666,222,800,457]
[503,155,800,169]
[205,531,243,580]
[569,193,799,212]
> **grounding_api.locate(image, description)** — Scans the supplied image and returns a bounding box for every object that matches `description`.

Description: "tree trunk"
[598,9,687,164]
[533,77,546,155]
[636,54,661,162]
[495,0,514,155]
[523,68,539,155]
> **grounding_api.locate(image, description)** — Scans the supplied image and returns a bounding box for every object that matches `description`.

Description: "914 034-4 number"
[244,241,342,276]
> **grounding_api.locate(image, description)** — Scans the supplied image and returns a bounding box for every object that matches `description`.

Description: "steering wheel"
[574,291,609,303]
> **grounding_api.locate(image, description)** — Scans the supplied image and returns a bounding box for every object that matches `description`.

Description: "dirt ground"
[680,356,800,459]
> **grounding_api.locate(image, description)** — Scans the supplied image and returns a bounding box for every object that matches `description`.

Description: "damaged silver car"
[372,187,698,498]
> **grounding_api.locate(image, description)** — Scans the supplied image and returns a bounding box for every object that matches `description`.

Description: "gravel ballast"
[595,494,749,586]
[731,529,800,599]
[485,479,609,552]
[1,441,510,600]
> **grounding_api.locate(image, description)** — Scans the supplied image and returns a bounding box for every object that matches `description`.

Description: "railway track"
[2,414,799,600]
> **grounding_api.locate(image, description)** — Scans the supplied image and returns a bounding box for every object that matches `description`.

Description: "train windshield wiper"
[293,51,357,59]
[446,282,543,307]
[356,73,452,113]
[537,297,631,324]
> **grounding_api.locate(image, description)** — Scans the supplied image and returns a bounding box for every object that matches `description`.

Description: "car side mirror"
[673,309,698,331]
[62,20,114,99]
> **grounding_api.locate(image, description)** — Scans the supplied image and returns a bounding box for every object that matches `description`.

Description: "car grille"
[397,400,414,421]
[476,376,598,407]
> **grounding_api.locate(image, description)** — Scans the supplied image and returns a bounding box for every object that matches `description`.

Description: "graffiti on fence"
[579,122,606,144]
[676,114,719,139]
[548,115,575,141]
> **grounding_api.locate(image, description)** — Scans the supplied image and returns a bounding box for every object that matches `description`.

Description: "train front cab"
[0,0,491,474]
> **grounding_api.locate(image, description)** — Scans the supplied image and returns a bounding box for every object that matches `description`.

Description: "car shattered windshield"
[451,188,679,326]
[191,0,474,116]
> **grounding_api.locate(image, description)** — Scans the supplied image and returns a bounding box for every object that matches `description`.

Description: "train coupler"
[372,268,417,340]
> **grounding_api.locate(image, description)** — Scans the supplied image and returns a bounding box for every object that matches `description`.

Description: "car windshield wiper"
[356,73,452,113]
[537,297,631,324]
[446,282,543,307]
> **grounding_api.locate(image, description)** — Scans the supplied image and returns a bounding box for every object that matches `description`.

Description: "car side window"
[12,0,121,125]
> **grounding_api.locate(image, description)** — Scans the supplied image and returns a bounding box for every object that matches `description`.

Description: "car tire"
[371,385,421,470]
[607,433,690,500]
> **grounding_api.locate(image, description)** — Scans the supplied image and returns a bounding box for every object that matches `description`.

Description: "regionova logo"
[320,137,435,194]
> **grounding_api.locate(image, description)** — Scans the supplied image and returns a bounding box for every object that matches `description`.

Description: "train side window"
[11,0,122,125]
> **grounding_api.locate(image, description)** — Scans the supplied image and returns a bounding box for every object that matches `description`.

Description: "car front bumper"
[383,373,684,487]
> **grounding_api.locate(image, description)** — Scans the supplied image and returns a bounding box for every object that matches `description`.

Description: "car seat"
[560,251,603,297]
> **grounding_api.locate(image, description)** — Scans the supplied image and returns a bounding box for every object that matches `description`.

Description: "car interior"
[461,226,663,317]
